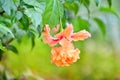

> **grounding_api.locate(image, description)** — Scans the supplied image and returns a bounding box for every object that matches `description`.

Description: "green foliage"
[72,17,90,32]
[80,0,90,14]
[80,0,90,7]
[19,14,29,30]
[6,45,18,53]
[42,0,64,27]
[27,30,35,48]
[100,7,119,18]
[1,0,17,15]
[23,0,45,27]
[107,0,112,7]
[64,2,79,14]
[0,24,14,38]
[94,18,106,36]
[0,49,4,60]
[94,0,102,6]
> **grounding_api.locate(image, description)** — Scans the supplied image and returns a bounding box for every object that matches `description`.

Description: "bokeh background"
[0,0,120,80]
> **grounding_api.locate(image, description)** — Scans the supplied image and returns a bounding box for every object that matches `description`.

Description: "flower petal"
[55,23,73,40]
[71,30,91,41]
[51,41,80,66]
[52,24,60,33]
[59,38,74,49]
[42,25,60,46]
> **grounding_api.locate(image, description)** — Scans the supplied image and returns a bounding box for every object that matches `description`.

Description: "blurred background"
[0,0,120,80]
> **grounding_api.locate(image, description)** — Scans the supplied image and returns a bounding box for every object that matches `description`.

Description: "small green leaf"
[28,30,35,48]
[16,11,23,20]
[24,8,42,27]
[0,24,14,38]
[0,40,6,51]
[6,45,18,53]
[64,2,79,14]
[1,0,17,15]
[84,0,90,7]
[0,16,11,27]
[72,17,90,32]
[80,0,90,7]
[94,0,102,6]
[94,18,106,36]
[0,49,4,60]
[37,25,41,37]
[23,0,45,12]
[80,0,90,16]
[19,14,29,30]
[0,40,2,49]
[107,0,112,7]
[100,7,119,19]
[23,0,45,27]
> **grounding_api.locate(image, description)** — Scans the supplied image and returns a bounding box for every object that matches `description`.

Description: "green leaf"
[0,16,11,27]
[100,7,119,19]
[19,14,29,30]
[0,24,14,38]
[0,40,6,51]
[94,0,102,6]
[1,0,17,15]
[0,40,2,49]
[23,0,45,27]
[64,2,79,14]
[72,17,90,32]
[80,0,90,15]
[0,49,4,60]
[42,0,64,27]
[6,45,18,53]
[24,8,42,27]
[23,0,45,12]
[80,0,90,7]
[16,11,23,20]
[107,0,112,7]
[11,10,17,24]
[94,18,106,36]
[12,26,26,42]
[37,25,41,37]
[28,30,35,48]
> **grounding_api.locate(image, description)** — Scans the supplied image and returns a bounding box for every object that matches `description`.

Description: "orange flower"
[42,24,91,46]
[42,23,91,66]
[51,39,80,66]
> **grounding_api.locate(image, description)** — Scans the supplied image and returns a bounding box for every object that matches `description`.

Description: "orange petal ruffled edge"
[51,45,80,66]
[51,39,80,66]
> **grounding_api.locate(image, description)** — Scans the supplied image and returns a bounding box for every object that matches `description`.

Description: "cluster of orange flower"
[42,23,91,66]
